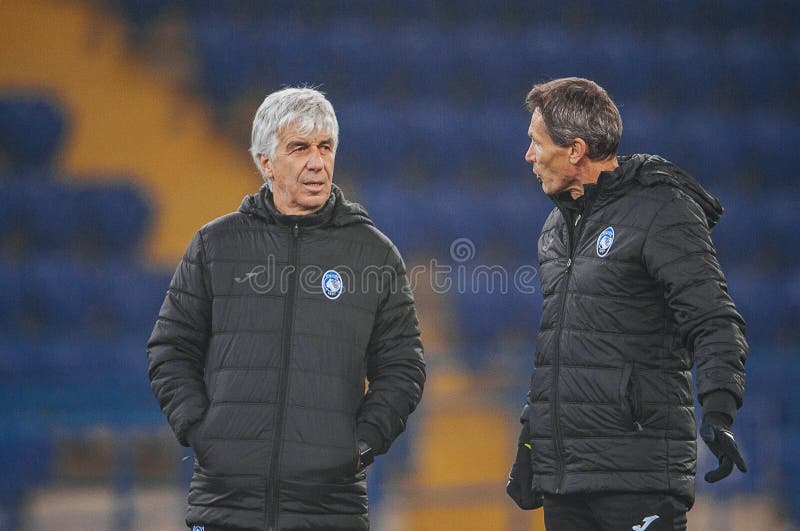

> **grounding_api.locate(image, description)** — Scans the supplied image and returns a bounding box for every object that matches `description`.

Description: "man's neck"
[567,156,619,199]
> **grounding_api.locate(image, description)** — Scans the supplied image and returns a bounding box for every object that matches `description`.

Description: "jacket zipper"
[552,204,591,493]
[266,223,300,531]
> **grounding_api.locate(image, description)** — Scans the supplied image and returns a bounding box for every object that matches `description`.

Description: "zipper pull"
[292,223,299,237]
[566,258,572,269]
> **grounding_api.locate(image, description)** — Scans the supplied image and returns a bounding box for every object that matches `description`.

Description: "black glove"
[700,412,747,483]
[506,415,543,510]
[356,440,374,471]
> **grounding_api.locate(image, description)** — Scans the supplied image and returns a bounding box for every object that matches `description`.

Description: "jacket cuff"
[357,422,385,455]
[701,390,738,425]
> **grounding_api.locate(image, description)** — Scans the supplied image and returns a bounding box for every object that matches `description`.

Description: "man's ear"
[569,137,588,164]
[258,154,273,180]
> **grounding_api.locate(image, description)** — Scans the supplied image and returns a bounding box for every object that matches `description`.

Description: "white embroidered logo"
[632,514,660,531]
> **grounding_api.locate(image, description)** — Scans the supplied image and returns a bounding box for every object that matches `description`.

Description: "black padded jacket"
[147,184,426,530]
[525,154,747,506]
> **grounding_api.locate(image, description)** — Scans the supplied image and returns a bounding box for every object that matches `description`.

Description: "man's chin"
[298,195,330,213]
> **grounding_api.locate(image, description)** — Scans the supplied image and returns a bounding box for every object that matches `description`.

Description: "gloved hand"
[356,440,374,471]
[700,412,747,483]
[506,419,543,510]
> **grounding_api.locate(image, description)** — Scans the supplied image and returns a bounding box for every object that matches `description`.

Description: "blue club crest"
[596,226,615,257]
[322,269,344,300]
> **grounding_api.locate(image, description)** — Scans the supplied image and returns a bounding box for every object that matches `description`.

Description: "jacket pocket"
[619,363,643,432]
[188,409,210,467]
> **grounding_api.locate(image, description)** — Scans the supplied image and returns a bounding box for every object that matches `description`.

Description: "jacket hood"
[611,154,724,228]
[238,183,373,228]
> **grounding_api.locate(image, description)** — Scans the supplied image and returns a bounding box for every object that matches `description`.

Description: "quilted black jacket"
[525,154,747,506]
[147,184,425,530]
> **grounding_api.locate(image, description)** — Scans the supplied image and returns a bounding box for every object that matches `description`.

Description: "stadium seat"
[722,34,797,108]
[745,112,799,188]
[0,179,151,257]
[75,181,152,256]
[0,418,52,504]
[190,17,254,103]
[0,94,67,170]
[450,279,541,369]
[0,252,165,338]
[725,268,798,346]
[115,0,169,26]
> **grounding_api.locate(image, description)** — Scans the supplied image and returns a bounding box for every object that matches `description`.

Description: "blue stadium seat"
[0,94,67,170]
[453,293,541,369]
[0,179,151,257]
[649,31,725,107]
[21,180,83,252]
[617,105,683,163]
[336,102,410,182]
[0,254,167,337]
[357,184,437,258]
[451,26,518,101]
[27,255,95,332]
[317,22,389,97]
[93,263,169,341]
[722,34,797,108]
[116,0,169,26]
[670,111,745,185]
[0,261,23,332]
[780,429,800,523]
[0,335,162,430]
[0,418,52,505]
[725,268,798,346]
[745,112,799,188]
[190,17,255,103]
[75,181,152,256]
[714,190,797,272]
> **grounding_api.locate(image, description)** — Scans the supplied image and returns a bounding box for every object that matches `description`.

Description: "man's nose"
[525,145,535,163]
[306,147,324,170]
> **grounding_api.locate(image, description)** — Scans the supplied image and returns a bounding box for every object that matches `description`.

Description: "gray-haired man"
[148,87,426,531]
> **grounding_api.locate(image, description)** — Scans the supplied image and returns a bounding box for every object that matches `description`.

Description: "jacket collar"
[260,186,336,228]
[239,183,374,229]
[549,154,723,228]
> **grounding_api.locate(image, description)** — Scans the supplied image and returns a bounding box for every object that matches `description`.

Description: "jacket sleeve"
[357,244,426,455]
[642,194,747,409]
[147,230,212,446]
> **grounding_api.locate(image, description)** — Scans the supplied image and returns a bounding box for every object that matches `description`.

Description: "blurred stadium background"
[0,0,798,529]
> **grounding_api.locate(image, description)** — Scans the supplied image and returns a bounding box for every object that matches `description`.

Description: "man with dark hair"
[506,77,747,530]
[148,87,426,531]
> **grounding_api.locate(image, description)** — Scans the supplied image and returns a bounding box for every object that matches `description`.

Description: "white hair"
[249,87,339,189]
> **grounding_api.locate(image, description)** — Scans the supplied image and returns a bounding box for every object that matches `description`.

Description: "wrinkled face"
[525,108,578,196]
[260,122,335,215]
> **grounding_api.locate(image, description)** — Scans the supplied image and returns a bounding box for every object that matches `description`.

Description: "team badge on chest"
[596,226,615,257]
[322,269,344,300]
